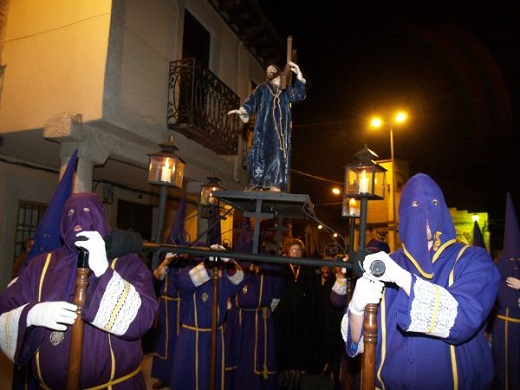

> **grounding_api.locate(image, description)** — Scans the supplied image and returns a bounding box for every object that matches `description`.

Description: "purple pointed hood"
[26,149,77,261]
[495,193,520,307]
[167,194,188,245]
[399,173,456,278]
[501,192,520,259]
[472,220,486,249]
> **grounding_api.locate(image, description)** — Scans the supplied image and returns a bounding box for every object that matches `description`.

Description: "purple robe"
[491,193,520,390]
[343,174,499,389]
[345,243,499,389]
[242,78,306,191]
[0,193,158,389]
[171,261,244,390]
[151,268,181,384]
[492,257,520,390]
[0,247,158,389]
[225,262,284,390]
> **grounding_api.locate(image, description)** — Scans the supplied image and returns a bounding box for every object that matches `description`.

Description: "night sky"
[258,1,520,249]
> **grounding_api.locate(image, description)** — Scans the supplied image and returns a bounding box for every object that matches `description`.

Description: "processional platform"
[212,190,315,254]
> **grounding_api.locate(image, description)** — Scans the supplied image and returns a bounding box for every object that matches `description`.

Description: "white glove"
[288,61,305,82]
[164,252,178,265]
[75,231,109,277]
[154,253,178,280]
[363,251,411,289]
[27,301,78,331]
[506,277,520,290]
[209,244,230,262]
[348,275,384,316]
[227,107,249,123]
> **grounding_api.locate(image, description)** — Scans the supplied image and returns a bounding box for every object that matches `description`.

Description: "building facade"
[0,0,286,288]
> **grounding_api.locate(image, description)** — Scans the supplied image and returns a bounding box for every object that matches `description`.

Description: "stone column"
[45,113,110,193]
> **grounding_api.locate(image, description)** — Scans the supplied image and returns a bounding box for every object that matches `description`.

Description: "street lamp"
[147,135,186,243]
[370,111,407,251]
[199,176,224,246]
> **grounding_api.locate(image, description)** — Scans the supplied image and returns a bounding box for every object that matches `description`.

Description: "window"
[182,11,210,68]
[14,201,46,259]
[117,199,153,242]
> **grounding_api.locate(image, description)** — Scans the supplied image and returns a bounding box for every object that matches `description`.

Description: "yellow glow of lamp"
[344,145,387,201]
[147,136,185,188]
[200,176,223,207]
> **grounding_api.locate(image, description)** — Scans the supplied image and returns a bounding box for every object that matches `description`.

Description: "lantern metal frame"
[199,176,224,219]
[343,145,387,201]
[343,145,387,252]
[147,136,186,188]
[147,136,185,245]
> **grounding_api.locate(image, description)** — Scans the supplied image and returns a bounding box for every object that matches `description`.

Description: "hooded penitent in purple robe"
[224,219,284,390]
[343,173,499,389]
[492,192,520,390]
[0,193,158,389]
[151,193,188,387]
[240,70,306,191]
[171,255,245,390]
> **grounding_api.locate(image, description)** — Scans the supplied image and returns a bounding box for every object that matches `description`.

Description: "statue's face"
[266,65,279,80]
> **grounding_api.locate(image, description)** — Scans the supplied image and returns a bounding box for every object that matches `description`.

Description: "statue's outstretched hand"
[288,61,305,81]
[227,107,249,123]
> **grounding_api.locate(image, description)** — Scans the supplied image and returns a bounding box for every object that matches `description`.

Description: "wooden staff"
[361,303,378,390]
[66,248,90,390]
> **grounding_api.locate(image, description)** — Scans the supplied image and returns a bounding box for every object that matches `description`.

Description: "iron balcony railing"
[167,58,240,155]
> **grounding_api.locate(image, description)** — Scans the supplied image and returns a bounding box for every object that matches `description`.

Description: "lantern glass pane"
[373,170,386,199]
[344,164,374,195]
[174,160,185,188]
[148,154,178,186]
[342,196,360,217]
[147,156,163,184]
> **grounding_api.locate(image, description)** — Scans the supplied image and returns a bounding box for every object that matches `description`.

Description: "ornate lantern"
[343,144,386,218]
[147,136,186,188]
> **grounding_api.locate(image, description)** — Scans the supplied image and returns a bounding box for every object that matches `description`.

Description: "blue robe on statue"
[242,78,306,191]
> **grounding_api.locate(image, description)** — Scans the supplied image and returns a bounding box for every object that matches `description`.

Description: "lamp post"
[147,135,186,244]
[344,145,387,390]
[199,176,224,390]
[200,176,224,245]
[370,111,407,251]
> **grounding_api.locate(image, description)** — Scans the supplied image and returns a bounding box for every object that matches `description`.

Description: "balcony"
[167,58,240,155]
